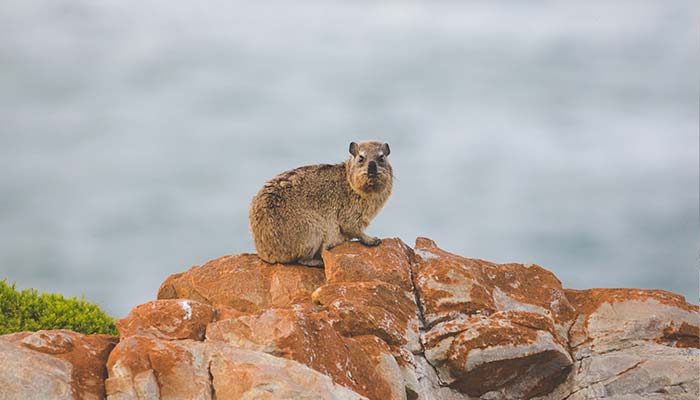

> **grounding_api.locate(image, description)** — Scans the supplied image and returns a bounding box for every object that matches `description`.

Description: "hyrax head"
[347,141,393,194]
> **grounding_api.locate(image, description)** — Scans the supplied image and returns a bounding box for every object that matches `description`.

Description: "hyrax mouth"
[363,175,382,191]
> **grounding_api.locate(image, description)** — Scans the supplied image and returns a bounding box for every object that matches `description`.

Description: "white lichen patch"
[331,300,343,309]
[179,300,193,320]
[380,316,394,330]
[415,248,439,261]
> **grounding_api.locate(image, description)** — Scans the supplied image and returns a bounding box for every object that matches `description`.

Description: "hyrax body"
[249,141,393,267]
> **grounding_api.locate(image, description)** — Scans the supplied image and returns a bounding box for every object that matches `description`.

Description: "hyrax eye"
[358,155,365,163]
[378,155,385,162]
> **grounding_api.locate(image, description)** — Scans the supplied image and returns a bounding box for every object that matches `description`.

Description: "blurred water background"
[0,0,697,317]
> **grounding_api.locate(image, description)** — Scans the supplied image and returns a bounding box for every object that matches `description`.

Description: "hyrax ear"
[349,142,359,156]
[382,142,391,156]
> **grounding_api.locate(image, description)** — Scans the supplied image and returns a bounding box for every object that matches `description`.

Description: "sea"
[0,0,697,316]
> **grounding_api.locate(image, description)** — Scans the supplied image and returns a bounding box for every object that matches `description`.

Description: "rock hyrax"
[249,141,393,267]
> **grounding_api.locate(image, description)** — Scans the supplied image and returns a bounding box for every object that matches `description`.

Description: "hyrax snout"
[249,141,393,267]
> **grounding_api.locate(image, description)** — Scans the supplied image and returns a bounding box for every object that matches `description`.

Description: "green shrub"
[0,280,117,336]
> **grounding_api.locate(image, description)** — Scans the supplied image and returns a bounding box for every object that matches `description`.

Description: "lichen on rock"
[1,237,697,399]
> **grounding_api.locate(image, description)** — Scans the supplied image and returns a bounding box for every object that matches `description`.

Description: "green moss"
[0,280,117,336]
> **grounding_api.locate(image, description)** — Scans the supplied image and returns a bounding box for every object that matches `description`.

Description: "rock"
[205,306,347,375]
[539,288,700,400]
[345,335,408,400]
[410,354,473,400]
[322,238,415,292]
[412,238,576,333]
[213,305,249,321]
[0,340,73,400]
[319,238,422,355]
[183,239,698,399]
[0,330,117,400]
[422,312,572,399]
[105,334,367,399]
[312,280,421,351]
[105,335,212,399]
[157,253,325,312]
[206,306,407,400]
[412,238,576,397]
[210,347,367,400]
[115,299,214,340]
[10,236,697,400]
[549,345,700,400]
[564,288,699,351]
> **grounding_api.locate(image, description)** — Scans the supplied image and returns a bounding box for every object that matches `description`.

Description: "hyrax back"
[249,141,393,266]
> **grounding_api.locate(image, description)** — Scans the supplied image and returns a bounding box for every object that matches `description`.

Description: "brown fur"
[249,141,393,266]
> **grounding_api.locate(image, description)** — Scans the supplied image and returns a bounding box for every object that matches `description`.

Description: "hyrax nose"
[368,161,377,175]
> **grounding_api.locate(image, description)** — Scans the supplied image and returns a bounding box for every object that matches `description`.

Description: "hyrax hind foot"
[360,235,381,247]
[298,258,324,267]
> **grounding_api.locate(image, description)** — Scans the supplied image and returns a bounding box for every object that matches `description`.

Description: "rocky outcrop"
[413,237,577,398]
[1,238,697,399]
[544,288,700,399]
[114,299,215,341]
[156,253,325,313]
[204,305,404,399]
[0,330,117,399]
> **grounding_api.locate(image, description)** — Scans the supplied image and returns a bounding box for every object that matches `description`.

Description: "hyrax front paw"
[361,236,381,246]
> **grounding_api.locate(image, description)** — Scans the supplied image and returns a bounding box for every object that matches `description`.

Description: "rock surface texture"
[0,329,117,400]
[1,238,697,399]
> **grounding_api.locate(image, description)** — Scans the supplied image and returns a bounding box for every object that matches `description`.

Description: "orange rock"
[213,305,250,321]
[157,253,325,313]
[411,237,496,324]
[206,306,406,400]
[7,239,700,400]
[661,322,700,349]
[412,237,576,333]
[412,238,577,397]
[105,335,212,399]
[422,312,572,398]
[344,335,407,400]
[565,288,700,351]
[209,347,367,399]
[115,299,214,341]
[312,280,420,351]
[107,335,367,399]
[1,330,117,400]
[322,238,414,292]
[544,289,700,399]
